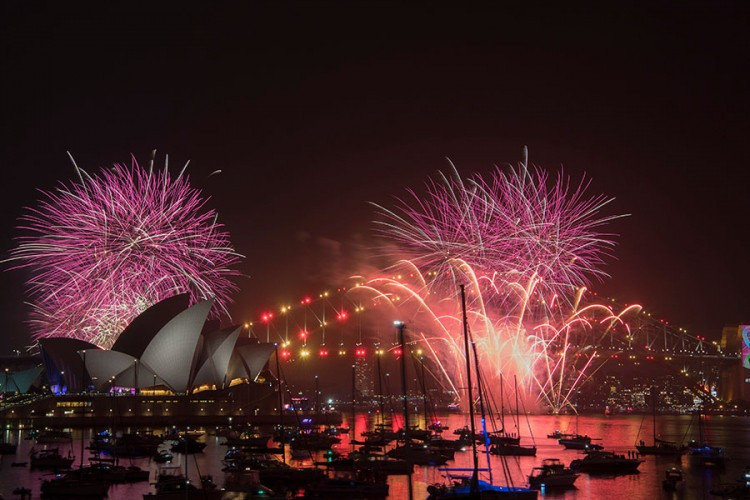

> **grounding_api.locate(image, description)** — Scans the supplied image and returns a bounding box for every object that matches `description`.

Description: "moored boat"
[688,442,725,467]
[30,448,75,469]
[636,438,685,456]
[559,435,602,450]
[662,467,683,490]
[41,474,109,497]
[427,477,538,499]
[36,429,73,444]
[528,458,578,489]
[569,450,643,474]
[306,477,389,498]
[490,442,537,456]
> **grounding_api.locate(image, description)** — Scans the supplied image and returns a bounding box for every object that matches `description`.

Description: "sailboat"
[687,408,725,467]
[425,285,537,500]
[490,376,536,456]
[386,323,451,467]
[635,386,685,456]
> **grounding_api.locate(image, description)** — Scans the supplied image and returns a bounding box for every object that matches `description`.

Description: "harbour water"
[0,413,747,499]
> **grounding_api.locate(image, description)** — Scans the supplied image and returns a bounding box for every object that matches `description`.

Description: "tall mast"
[460,284,479,494]
[471,340,493,485]
[351,364,356,452]
[396,321,410,442]
[396,320,414,500]
[80,350,86,469]
[274,344,285,464]
[377,351,385,427]
[500,373,504,431]
[420,354,429,428]
[514,375,519,437]
[652,386,656,444]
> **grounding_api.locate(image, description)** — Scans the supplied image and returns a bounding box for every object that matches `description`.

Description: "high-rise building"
[355,357,374,397]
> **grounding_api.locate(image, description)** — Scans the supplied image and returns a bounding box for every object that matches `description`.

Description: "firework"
[360,151,636,412]
[348,260,639,413]
[6,154,241,348]
[374,149,623,299]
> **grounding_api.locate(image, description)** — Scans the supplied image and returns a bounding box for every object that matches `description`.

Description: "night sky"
[1,3,748,351]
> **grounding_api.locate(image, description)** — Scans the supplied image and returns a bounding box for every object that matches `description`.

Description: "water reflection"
[0,413,746,499]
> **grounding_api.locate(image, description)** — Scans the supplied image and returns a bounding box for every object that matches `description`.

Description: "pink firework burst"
[6,154,242,347]
[374,149,624,298]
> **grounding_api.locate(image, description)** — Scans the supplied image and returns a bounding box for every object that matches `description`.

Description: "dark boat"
[546,430,574,439]
[170,436,206,454]
[386,441,450,466]
[559,435,601,450]
[142,475,222,499]
[222,431,271,448]
[72,462,150,483]
[487,432,520,446]
[353,454,413,475]
[636,388,685,456]
[289,431,340,450]
[224,455,325,489]
[41,473,109,497]
[688,442,725,467]
[429,421,449,432]
[569,450,643,474]
[30,448,75,469]
[490,442,537,456]
[427,477,538,499]
[662,467,683,490]
[92,432,162,457]
[36,429,73,444]
[636,438,685,456]
[427,437,468,452]
[306,477,389,498]
[528,458,578,489]
[153,450,174,463]
[398,426,432,441]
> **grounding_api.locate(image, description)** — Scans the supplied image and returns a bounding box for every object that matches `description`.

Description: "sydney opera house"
[0,295,282,425]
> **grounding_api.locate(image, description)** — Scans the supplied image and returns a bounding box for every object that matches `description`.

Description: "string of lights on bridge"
[241,284,729,363]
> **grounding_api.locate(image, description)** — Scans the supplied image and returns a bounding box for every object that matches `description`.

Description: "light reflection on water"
[0,413,746,499]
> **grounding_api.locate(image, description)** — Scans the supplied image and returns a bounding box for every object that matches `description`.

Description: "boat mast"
[274,344,285,464]
[460,284,479,494]
[471,340,493,485]
[514,375,519,438]
[420,354,429,429]
[377,351,385,427]
[351,363,356,452]
[396,321,410,442]
[395,320,414,500]
[80,349,86,469]
[651,386,656,445]
[500,373,504,431]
